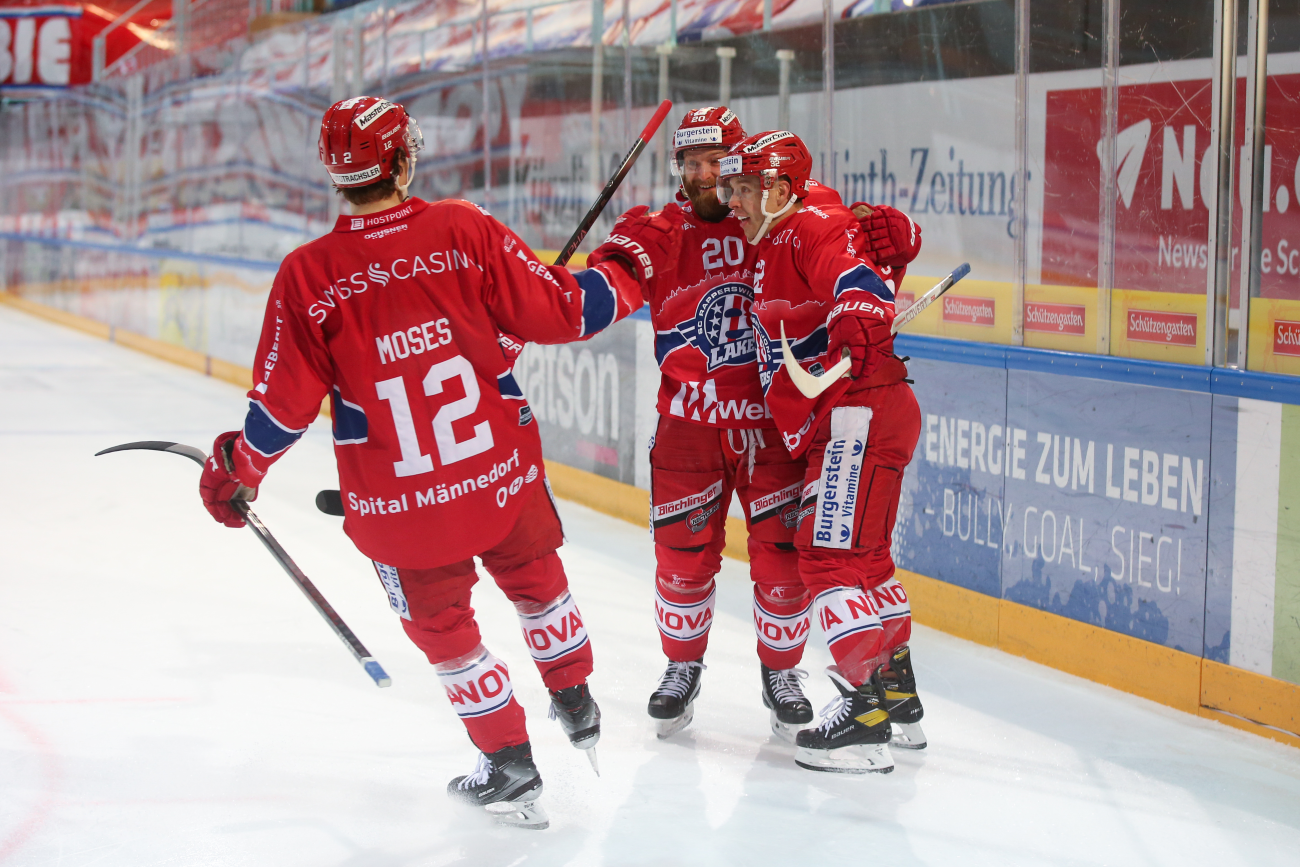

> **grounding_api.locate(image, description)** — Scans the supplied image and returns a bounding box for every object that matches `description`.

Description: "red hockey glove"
[199,431,258,528]
[853,203,921,268]
[588,203,685,293]
[827,293,897,382]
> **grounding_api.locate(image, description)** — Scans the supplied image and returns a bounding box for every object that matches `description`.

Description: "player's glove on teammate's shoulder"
[852,203,922,269]
[199,430,264,528]
[587,203,685,295]
[827,291,898,383]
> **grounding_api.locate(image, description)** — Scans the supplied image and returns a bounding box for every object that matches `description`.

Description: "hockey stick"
[781,263,972,399]
[95,441,392,688]
[553,99,674,267]
[891,262,971,335]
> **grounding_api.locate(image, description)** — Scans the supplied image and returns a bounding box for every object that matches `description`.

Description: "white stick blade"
[780,321,849,399]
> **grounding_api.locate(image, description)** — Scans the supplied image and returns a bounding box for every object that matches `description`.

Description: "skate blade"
[583,747,600,777]
[794,742,895,774]
[890,721,927,750]
[654,702,695,739]
[769,710,807,745]
[485,797,550,830]
[569,729,600,751]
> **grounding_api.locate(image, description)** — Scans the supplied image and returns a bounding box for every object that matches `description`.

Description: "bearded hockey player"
[719,130,924,775]
[589,106,920,743]
[197,97,680,828]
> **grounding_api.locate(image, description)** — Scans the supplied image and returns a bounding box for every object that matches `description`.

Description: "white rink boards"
[2,303,1300,867]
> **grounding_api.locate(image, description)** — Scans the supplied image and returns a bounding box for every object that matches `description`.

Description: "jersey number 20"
[702,236,745,269]
[375,355,493,477]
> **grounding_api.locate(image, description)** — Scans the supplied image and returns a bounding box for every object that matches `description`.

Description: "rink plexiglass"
[1,1,1299,713]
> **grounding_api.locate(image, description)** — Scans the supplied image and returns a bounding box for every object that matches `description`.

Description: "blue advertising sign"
[894,357,1008,598]
[1000,370,1211,655]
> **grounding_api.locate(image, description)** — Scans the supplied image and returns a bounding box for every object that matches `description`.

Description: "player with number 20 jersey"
[605,106,919,743]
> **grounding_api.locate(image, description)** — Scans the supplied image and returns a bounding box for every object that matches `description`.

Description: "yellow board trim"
[1109,287,1206,367]
[1200,658,1300,737]
[895,568,999,648]
[997,595,1202,714]
[1246,297,1300,376]
[534,250,589,268]
[1,291,252,391]
[2,291,309,414]
[6,289,1298,749]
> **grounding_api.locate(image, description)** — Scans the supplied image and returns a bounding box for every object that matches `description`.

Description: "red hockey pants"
[795,382,921,686]
[372,483,592,753]
[649,415,810,670]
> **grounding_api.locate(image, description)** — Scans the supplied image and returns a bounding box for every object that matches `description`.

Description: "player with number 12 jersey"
[198,95,681,828]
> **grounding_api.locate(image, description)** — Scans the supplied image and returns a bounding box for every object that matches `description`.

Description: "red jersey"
[239,197,640,568]
[750,202,899,458]
[649,180,841,429]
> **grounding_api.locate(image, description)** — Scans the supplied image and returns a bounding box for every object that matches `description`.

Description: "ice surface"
[3,304,1300,866]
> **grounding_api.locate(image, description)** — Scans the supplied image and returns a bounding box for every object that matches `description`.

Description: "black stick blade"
[96,441,208,466]
[316,489,345,516]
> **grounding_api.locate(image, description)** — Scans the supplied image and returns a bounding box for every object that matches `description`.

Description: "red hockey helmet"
[318,96,425,188]
[672,106,746,164]
[718,130,813,244]
[717,130,813,199]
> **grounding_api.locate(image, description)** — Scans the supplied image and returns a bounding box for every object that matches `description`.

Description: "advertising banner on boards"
[894,348,1212,656]
[1042,72,1300,302]
[0,5,95,89]
[515,317,641,487]
[1000,370,1210,656]
[894,356,1008,599]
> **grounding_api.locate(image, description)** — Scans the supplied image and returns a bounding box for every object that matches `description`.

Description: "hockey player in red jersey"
[197,96,681,828]
[719,130,925,774]
[588,106,920,742]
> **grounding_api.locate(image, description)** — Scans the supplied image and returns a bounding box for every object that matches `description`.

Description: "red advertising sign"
[1042,73,1300,304]
[1126,309,1198,346]
[1,8,83,87]
[0,4,165,89]
[896,290,915,313]
[1025,302,1086,335]
[942,295,995,327]
[1275,319,1300,357]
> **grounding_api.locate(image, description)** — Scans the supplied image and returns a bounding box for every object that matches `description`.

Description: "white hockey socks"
[436,645,517,720]
[515,590,590,665]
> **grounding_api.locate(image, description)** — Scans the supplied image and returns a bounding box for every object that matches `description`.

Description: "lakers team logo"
[655,282,757,371]
[752,316,830,396]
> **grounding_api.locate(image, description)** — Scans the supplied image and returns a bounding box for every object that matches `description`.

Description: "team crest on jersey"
[657,282,757,372]
[752,316,830,395]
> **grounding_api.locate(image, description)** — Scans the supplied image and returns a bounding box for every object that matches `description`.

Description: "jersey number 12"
[375,355,493,477]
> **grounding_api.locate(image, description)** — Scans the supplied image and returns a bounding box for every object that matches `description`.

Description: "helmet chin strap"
[748,188,797,245]
[397,157,416,201]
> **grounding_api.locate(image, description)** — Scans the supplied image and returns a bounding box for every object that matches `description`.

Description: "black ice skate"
[446,742,549,830]
[881,645,926,750]
[794,666,895,774]
[549,683,602,775]
[760,665,814,743]
[647,659,706,739]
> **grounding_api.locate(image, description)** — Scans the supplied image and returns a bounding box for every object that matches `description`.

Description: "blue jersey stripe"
[654,329,689,365]
[497,370,525,400]
[330,387,369,445]
[242,400,306,457]
[576,268,618,336]
[833,264,894,303]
